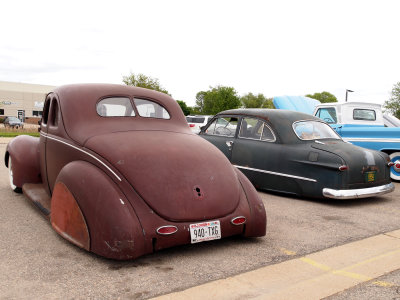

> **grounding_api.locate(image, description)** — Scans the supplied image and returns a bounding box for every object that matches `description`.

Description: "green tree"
[241,93,274,108]
[384,82,400,119]
[195,86,241,114]
[176,100,191,116]
[122,72,169,95]
[305,91,337,103]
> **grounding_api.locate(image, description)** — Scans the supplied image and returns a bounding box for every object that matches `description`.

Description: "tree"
[176,100,191,116]
[195,86,241,115]
[241,93,274,108]
[384,82,400,119]
[305,91,337,103]
[122,72,170,95]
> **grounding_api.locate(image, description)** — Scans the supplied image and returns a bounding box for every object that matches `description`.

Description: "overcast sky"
[1,0,399,106]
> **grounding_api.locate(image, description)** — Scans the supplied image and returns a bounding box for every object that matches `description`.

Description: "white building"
[0,81,55,121]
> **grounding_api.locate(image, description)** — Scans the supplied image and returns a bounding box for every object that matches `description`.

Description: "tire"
[389,152,400,181]
[8,157,22,193]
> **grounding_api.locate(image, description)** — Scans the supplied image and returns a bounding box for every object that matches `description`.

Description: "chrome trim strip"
[343,137,400,143]
[233,165,317,182]
[40,132,122,181]
[323,183,395,200]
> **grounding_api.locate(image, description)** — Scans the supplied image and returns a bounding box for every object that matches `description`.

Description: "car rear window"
[97,97,135,117]
[134,98,170,119]
[353,109,376,121]
[186,117,205,123]
[293,121,341,140]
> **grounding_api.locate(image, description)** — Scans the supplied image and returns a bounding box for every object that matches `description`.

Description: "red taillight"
[388,162,395,167]
[231,216,246,225]
[339,165,348,171]
[189,124,195,127]
[156,225,178,235]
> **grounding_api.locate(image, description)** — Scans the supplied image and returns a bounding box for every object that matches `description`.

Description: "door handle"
[226,140,234,150]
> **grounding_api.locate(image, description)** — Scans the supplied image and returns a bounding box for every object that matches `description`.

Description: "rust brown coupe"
[5,84,266,260]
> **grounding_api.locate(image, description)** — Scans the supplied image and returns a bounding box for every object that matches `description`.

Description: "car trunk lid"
[84,131,240,222]
[311,140,387,185]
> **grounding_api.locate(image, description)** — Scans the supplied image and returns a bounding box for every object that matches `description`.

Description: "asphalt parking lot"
[0,138,399,299]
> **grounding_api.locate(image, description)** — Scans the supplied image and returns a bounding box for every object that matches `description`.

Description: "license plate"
[190,220,221,244]
[364,171,376,182]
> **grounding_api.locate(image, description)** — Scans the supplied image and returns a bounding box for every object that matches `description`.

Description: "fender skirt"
[52,161,146,260]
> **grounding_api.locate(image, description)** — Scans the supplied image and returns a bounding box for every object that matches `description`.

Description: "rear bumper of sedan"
[323,182,395,200]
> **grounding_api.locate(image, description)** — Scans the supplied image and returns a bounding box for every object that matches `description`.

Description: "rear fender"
[235,168,267,237]
[52,161,146,260]
[5,135,41,188]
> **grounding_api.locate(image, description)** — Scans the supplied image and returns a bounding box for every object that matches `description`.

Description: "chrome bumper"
[323,183,395,200]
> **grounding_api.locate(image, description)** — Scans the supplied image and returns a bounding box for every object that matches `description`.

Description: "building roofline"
[0,81,56,93]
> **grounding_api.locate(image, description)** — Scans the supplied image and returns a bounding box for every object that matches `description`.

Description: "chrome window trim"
[204,116,238,137]
[238,117,276,142]
[292,119,342,141]
[40,132,122,181]
[234,165,317,182]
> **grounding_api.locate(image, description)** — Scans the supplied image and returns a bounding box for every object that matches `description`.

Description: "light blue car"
[274,96,400,180]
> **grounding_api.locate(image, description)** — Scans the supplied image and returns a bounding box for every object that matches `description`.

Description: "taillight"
[231,216,246,225]
[156,225,178,235]
[339,165,348,171]
[189,124,195,127]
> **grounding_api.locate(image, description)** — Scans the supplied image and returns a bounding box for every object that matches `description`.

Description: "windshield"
[293,121,341,140]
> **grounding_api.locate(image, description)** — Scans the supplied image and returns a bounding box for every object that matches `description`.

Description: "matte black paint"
[199,109,392,199]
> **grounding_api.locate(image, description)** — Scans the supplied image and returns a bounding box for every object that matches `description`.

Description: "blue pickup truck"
[274,96,400,180]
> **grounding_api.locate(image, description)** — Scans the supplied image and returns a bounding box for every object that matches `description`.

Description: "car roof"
[216,108,323,143]
[316,102,382,109]
[50,84,190,145]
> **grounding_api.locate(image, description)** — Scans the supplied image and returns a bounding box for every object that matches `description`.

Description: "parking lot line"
[153,229,400,300]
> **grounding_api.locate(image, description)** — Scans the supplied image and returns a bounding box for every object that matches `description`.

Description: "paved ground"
[0,138,400,299]
[156,230,400,299]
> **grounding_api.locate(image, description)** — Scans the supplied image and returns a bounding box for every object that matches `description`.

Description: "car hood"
[273,96,321,114]
[311,140,388,184]
[85,131,240,221]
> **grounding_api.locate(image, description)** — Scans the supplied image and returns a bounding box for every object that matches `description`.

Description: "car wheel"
[15,125,20,129]
[8,157,22,193]
[389,152,400,181]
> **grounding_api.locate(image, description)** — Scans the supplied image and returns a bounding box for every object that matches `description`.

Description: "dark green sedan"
[199,109,395,199]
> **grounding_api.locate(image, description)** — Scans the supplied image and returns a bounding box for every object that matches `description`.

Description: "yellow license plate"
[364,171,376,182]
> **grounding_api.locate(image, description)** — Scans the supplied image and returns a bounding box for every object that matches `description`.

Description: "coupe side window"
[239,117,276,142]
[353,109,376,121]
[134,98,170,119]
[205,117,238,137]
[97,97,135,117]
[315,107,337,124]
[42,97,51,125]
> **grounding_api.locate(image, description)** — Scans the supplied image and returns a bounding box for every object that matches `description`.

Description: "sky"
[1,0,399,107]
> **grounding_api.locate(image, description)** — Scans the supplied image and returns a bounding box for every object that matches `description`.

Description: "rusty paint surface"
[5,84,267,260]
[51,182,90,251]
